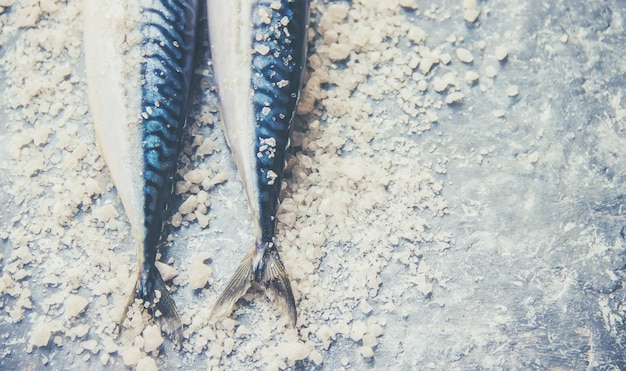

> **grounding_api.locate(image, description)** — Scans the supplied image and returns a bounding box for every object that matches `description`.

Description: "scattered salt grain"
[359,346,374,358]
[350,321,368,341]
[366,321,383,337]
[328,43,351,61]
[155,261,178,281]
[506,85,519,97]
[171,212,183,228]
[188,252,213,290]
[121,346,142,366]
[277,210,296,228]
[136,357,158,371]
[407,26,427,45]
[310,349,323,365]
[492,109,506,118]
[440,53,452,65]
[433,77,447,93]
[360,300,372,314]
[362,332,378,348]
[495,46,509,61]
[462,0,480,23]
[419,57,435,74]
[221,318,237,331]
[319,4,349,33]
[465,71,479,84]
[445,92,464,104]
[142,325,164,353]
[196,137,216,157]
[100,353,111,366]
[30,322,51,347]
[93,204,117,223]
[254,44,270,56]
[456,48,474,63]
[219,337,233,355]
[282,341,310,362]
[196,210,211,228]
[485,65,498,78]
[39,0,58,13]
[201,172,228,189]
[65,295,89,318]
[184,168,211,185]
[68,324,90,339]
[80,340,98,354]
[178,195,199,215]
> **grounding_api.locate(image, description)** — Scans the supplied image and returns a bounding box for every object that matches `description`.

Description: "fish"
[83,0,200,341]
[206,0,310,326]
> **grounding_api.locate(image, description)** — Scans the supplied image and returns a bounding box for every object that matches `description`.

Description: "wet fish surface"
[83,0,200,341]
[206,0,310,326]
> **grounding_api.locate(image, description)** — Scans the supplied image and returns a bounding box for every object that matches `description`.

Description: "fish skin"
[84,0,200,342]
[207,0,310,326]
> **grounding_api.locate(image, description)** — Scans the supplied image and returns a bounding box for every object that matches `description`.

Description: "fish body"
[83,0,200,339]
[207,0,310,326]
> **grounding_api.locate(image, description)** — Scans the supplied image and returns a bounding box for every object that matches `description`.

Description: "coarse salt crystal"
[456,48,473,63]
[360,346,374,358]
[465,71,479,84]
[485,65,498,78]
[30,322,51,347]
[506,85,519,97]
[65,294,88,318]
[495,46,509,61]
[136,357,158,371]
[445,92,464,104]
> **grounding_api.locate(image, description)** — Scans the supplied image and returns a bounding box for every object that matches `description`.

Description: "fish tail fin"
[118,267,140,336]
[143,266,183,346]
[261,248,297,327]
[210,249,255,321]
[211,246,297,327]
[118,266,183,347]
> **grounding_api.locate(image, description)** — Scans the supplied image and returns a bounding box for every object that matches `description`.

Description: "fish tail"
[209,250,254,321]
[261,247,297,327]
[118,267,140,336]
[211,244,297,327]
[118,265,183,346]
[143,266,183,345]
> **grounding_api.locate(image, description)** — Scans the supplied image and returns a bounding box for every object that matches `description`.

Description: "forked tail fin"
[145,266,183,345]
[210,246,297,327]
[119,266,183,346]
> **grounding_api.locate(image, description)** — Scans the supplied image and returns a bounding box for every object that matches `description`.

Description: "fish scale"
[251,0,309,245]
[140,0,198,298]
[207,0,310,326]
[84,0,200,342]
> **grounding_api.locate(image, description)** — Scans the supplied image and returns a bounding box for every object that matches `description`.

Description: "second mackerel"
[206,0,310,326]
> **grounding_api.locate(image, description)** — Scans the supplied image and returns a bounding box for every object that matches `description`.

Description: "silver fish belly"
[207,0,310,326]
[84,0,200,340]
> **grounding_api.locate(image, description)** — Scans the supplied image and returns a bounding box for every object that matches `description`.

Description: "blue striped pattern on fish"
[139,0,199,303]
[84,0,200,342]
[252,0,309,247]
[207,0,310,327]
